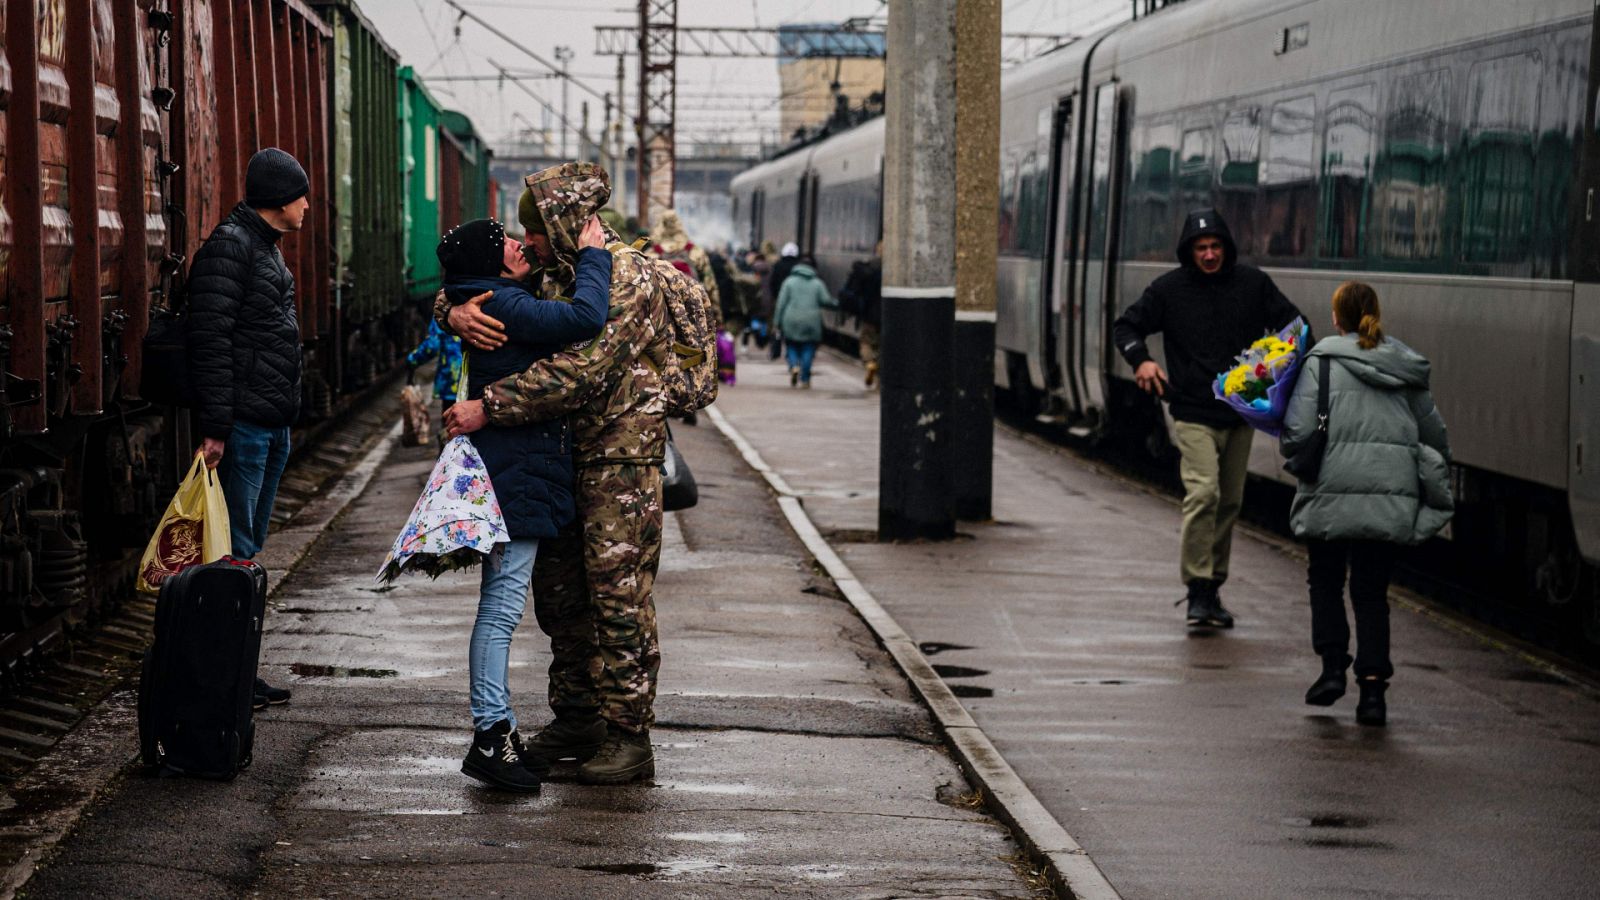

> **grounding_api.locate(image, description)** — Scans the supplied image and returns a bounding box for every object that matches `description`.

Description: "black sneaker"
[523,715,608,770]
[254,677,290,709]
[462,720,542,793]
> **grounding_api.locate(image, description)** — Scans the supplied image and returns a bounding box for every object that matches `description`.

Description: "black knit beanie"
[437,219,507,279]
[245,148,310,209]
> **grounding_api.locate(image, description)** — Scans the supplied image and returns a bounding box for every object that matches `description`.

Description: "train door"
[1046,94,1081,416]
[1076,81,1128,420]
[1569,13,1600,565]
[804,171,821,255]
[795,173,810,251]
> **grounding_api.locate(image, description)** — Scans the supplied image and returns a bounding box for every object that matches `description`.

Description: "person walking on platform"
[839,242,883,387]
[1112,208,1304,630]
[439,162,679,785]
[650,209,722,326]
[1282,282,1451,727]
[186,147,310,711]
[405,319,463,418]
[765,242,801,360]
[435,216,611,792]
[774,255,837,389]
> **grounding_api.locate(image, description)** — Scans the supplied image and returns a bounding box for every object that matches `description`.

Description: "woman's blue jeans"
[785,341,818,383]
[216,421,292,559]
[471,538,539,731]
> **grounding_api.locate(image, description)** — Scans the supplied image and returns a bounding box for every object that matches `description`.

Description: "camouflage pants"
[532,462,663,734]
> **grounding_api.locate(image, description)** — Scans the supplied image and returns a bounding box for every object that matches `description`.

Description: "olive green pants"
[1172,421,1254,586]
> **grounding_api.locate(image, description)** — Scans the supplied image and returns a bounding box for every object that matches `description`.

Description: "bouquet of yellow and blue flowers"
[1212,317,1309,436]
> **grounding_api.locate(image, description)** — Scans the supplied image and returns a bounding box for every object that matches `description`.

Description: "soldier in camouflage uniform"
[651,209,721,326]
[438,162,672,785]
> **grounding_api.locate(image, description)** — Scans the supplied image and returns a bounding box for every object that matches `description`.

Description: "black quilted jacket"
[185,204,302,440]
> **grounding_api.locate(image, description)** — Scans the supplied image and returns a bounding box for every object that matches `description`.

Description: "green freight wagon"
[312,0,405,388]
[440,110,494,228]
[399,67,444,304]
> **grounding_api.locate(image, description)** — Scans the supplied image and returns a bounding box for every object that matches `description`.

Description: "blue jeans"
[216,421,292,559]
[472,538,538,731]
[785,341,818,383]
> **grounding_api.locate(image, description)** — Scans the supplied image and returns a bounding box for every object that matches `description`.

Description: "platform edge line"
[707,402,1123,900]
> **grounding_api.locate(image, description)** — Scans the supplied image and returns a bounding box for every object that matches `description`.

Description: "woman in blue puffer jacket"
[1281,281,1452,729]
[436,216,611,792]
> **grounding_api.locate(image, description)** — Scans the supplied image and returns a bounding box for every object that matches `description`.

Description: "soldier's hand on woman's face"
[448,291,507,351]
[444,399,488,438]
[578,215,606,250]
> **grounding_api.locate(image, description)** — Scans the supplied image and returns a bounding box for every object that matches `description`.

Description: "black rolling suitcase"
[138,557,268,779]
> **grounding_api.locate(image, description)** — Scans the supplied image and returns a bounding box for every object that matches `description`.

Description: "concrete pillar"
[879,0,957,541]
[951,0,1000,521]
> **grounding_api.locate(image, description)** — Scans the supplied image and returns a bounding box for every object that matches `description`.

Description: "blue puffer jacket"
[446,247,612,538]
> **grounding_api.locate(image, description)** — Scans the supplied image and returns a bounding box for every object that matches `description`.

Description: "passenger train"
[731,0,1600,655]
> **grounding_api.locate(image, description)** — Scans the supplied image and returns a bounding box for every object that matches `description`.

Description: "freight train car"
[439,110,494,229]
[399,65,444,305]
[731,0,1600,660]
[0,0,494,684]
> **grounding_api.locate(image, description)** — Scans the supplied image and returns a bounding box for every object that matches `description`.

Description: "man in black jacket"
[1112,209,1303,630]
[186,147,309,707]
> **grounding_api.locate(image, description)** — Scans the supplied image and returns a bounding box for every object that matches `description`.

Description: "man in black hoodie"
[186,147,310,709]
[1112,209,1303,630]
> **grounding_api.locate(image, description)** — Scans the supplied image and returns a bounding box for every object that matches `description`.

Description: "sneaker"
[461,720,542,793]
[578,726,654,785]
[800,380,812,389]
[790,367,800,387]
[255,677,290,708]
[523,715,608,771]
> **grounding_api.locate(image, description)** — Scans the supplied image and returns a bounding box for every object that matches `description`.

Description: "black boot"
[254,677,291,711]
[578,726,655,785]
[1183,580,1215,628]
[1355,678,1387,727]
[523,714,608,770]
[1305,654,1350,706]
[461,720,542,793]
[1204,579,1235,629]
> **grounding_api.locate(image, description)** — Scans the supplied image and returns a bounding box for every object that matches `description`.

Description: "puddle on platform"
[918,641,976,656]
[1283,814,1370,829]
[931,664,989,679]
[664,832,749,844]
[290,663,399,678]
[578,859,726,878]
[949,685,994,698]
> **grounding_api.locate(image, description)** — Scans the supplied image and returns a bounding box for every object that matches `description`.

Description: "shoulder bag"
[1283,356,1331,482]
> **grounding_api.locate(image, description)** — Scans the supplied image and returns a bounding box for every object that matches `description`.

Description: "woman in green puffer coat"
[1280,281,1452,728]
[774,258,837,388]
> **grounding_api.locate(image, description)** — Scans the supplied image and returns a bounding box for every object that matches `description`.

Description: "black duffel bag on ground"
[140,306,197,407]
[662,432,699,511]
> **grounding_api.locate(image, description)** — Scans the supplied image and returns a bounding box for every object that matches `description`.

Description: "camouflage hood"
[519,161,620,294]
[654,209,690,254]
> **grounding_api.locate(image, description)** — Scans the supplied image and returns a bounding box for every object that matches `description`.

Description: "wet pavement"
[712,348,1600,900]
[24,402,1039,897]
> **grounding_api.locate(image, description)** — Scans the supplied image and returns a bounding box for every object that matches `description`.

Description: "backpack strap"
[1314,355,1331,433]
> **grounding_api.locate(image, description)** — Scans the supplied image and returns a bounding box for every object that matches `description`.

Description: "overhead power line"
[442,0,610,103]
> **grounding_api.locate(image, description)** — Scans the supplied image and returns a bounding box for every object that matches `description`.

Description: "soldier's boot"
[578,726,654,785]
[524,714,608,770]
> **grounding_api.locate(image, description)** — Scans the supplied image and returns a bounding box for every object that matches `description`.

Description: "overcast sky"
[363,0,1131,152]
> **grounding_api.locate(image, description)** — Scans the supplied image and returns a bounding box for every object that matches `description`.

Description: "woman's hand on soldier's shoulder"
[578,215,606,251]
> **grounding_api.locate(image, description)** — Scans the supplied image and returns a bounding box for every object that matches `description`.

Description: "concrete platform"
[23,400,1037,898]
[713,347,1600,900]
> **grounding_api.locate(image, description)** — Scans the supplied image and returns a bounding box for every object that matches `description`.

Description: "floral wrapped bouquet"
[375,435,509,583]
[1212,316,1309,437]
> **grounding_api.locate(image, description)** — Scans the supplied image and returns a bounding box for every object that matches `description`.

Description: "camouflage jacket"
[434,162,672,467]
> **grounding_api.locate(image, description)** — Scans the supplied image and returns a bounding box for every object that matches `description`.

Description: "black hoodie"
[1111,209,1304,428]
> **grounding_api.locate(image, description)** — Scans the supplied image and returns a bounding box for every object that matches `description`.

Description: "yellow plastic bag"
[136,453,232,594]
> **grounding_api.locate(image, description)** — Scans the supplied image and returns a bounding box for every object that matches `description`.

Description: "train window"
[1261,96,1316,258]
[1178,125,1213,213]
[1460,53,1541,265]
[1376,68,1451,261]
[1127,121,1177,261]
[998,151,1022,254]
[1320,84,1377,259]
[1218,107,1261,255]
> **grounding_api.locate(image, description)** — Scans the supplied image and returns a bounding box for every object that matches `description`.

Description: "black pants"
[1307,539,1399,680]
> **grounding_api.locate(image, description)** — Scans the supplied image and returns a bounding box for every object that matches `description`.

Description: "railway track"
[0,377,407,787]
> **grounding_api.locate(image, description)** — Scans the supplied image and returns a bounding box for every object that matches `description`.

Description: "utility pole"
[878,0,957,541]
[554,44,574,157]
[636,0,678,228]
[614,54,627,213]
[951,0,1000,520]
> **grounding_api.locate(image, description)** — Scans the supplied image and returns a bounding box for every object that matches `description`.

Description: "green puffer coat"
[773,264,836,344]
[1280,334,1453,545]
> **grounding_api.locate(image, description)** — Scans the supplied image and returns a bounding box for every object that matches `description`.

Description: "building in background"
[777,25,885,141]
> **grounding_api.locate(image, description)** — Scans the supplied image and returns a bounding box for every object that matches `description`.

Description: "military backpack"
[611,242,719,415]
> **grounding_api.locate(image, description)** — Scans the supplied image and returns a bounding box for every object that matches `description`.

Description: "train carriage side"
[399,66,444,305]
[1088,0,1600,635]
[805,119,885,347]
[440,110,493,224]
[730,147,815,261]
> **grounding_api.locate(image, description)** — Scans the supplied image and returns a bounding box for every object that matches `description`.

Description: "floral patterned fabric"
[375,436,510,583]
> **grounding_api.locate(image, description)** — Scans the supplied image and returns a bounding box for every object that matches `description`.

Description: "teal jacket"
[773,264,837,344]
[1280,334,1452,545]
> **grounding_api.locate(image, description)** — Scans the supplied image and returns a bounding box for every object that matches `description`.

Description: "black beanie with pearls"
[437,219,507,278]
